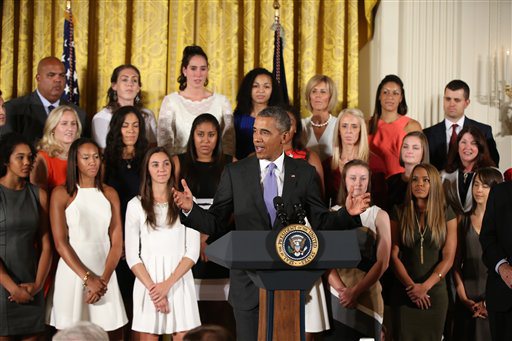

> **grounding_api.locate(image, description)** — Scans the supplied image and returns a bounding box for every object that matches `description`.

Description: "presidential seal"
[275,224,319,267]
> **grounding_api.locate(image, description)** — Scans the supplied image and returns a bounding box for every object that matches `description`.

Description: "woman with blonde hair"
[31,105,81,192]
[323,108,386,207]
[390,163,457,340]
[302,75,339,161]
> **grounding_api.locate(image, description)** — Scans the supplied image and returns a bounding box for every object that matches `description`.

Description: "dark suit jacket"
[480,181,512,312]
[4,90,89,144]
[180,155,361,310]
[423,117,499,170]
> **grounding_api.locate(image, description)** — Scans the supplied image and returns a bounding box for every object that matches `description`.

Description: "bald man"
[4,57,88,143]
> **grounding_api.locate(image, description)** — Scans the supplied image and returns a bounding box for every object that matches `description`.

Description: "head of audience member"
[445,125,495,173]
[234,68,282,116]
[52,321,108,341]
[178,45,209,91]
[0,89,5,126]
[104,106,148,170]
[402,163,446,249]
[337,159,372,206]
[66,138,103,195]
[284,106,305,151]
[107,64,143,111]
[399,131,430,174]
[36,57,66,103]
[304,75,338,115]
[254,106,290,162]
[0,132,36,179]
[444,79,470,122]
[185,113,224,164]
[184,324,235,341]
[37,105,82,157]
[470,167,503,214]
[331,108,369,170]
[370,74,408,134]
[139,146,178,228]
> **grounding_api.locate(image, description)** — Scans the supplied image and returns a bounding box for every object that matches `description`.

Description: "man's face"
[443,88,469,122]
[36,59,66,103]
[253,116,287,161]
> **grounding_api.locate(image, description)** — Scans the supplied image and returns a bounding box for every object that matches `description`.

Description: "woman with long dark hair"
[49,138,127,338]
[158,45,234,156]
[453,167,503,341]
[125,147,200,341]
[441,125,496,216]
[233,68,282,159]
[172,113,235,334]
[92,64,156,149]
[0,133,52,340]
[390,163,457,340]
[368,75,422,178]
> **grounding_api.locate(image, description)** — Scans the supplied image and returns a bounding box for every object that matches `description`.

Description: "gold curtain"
[0,0,378,119]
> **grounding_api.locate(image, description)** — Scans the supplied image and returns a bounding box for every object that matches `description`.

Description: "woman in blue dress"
[233,68,283,159]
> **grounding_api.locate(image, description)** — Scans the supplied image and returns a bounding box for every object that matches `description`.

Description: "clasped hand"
[149,281,172,314]
[337,286,359,309]
[8,284,34,304]
[406,283,431,310]
[84,274,108,304]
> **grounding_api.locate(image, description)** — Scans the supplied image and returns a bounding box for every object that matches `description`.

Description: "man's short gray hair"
[257,106,291,133]
[53,321,108,341]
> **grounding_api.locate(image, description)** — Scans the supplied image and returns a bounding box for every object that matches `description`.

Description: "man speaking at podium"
[173,106,369,341]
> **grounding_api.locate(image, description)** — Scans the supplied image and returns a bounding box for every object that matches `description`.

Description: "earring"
[113,91,118,101]
[135,94,140,104]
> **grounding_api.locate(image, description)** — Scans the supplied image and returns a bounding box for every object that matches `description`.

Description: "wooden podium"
[205,230,361,341]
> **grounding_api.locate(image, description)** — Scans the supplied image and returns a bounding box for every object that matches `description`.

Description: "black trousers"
[233,307,259,341]
[488,307,512,341]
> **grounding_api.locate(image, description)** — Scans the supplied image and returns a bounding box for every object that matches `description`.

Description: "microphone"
[273,196,289,226]
[293,203,307,225]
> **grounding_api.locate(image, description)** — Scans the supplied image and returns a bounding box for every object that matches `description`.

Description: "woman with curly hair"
[233,68,283,159]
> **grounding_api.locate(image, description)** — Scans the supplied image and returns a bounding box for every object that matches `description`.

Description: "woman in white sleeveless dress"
[49,138,127,339]
[125,147,200,341]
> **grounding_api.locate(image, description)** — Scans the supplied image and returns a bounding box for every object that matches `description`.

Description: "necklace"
[415,214,428,264]
[310,115,331,128]
[124,158,133,169]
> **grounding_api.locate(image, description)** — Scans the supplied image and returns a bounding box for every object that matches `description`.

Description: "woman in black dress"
[0,133,52,340]
[172,113,235,335]
[103,106,148,332]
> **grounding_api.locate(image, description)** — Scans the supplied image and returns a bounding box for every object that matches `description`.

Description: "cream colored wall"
[359,0,512,171]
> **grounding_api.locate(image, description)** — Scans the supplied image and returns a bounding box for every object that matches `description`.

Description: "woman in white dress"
[49,138,127,339]
[92,64,157,149]
[301,75,338,161]
[326,159,391,341]
[125,147,201,340]
[157,45,234,156]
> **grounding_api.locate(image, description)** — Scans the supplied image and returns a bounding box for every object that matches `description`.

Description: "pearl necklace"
[310,115,331,128]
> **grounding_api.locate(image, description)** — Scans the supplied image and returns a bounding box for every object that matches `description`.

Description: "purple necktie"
[263,163,278,226]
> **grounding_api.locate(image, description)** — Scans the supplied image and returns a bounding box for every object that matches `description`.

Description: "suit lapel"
[246,157,271,228]
[282,156,297,206]
[30,91,49,125]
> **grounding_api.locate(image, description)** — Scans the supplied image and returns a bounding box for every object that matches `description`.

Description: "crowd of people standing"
[1,45,511,341]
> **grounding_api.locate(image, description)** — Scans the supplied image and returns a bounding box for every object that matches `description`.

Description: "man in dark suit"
[424,80,499,170]
[480,181,512,340]
[4,56,88,143]
[173,106,369,341]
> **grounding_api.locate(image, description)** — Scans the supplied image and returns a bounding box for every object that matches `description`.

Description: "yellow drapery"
[0,0,378,119]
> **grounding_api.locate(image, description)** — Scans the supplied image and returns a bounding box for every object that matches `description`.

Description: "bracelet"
[82,271,90,288]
